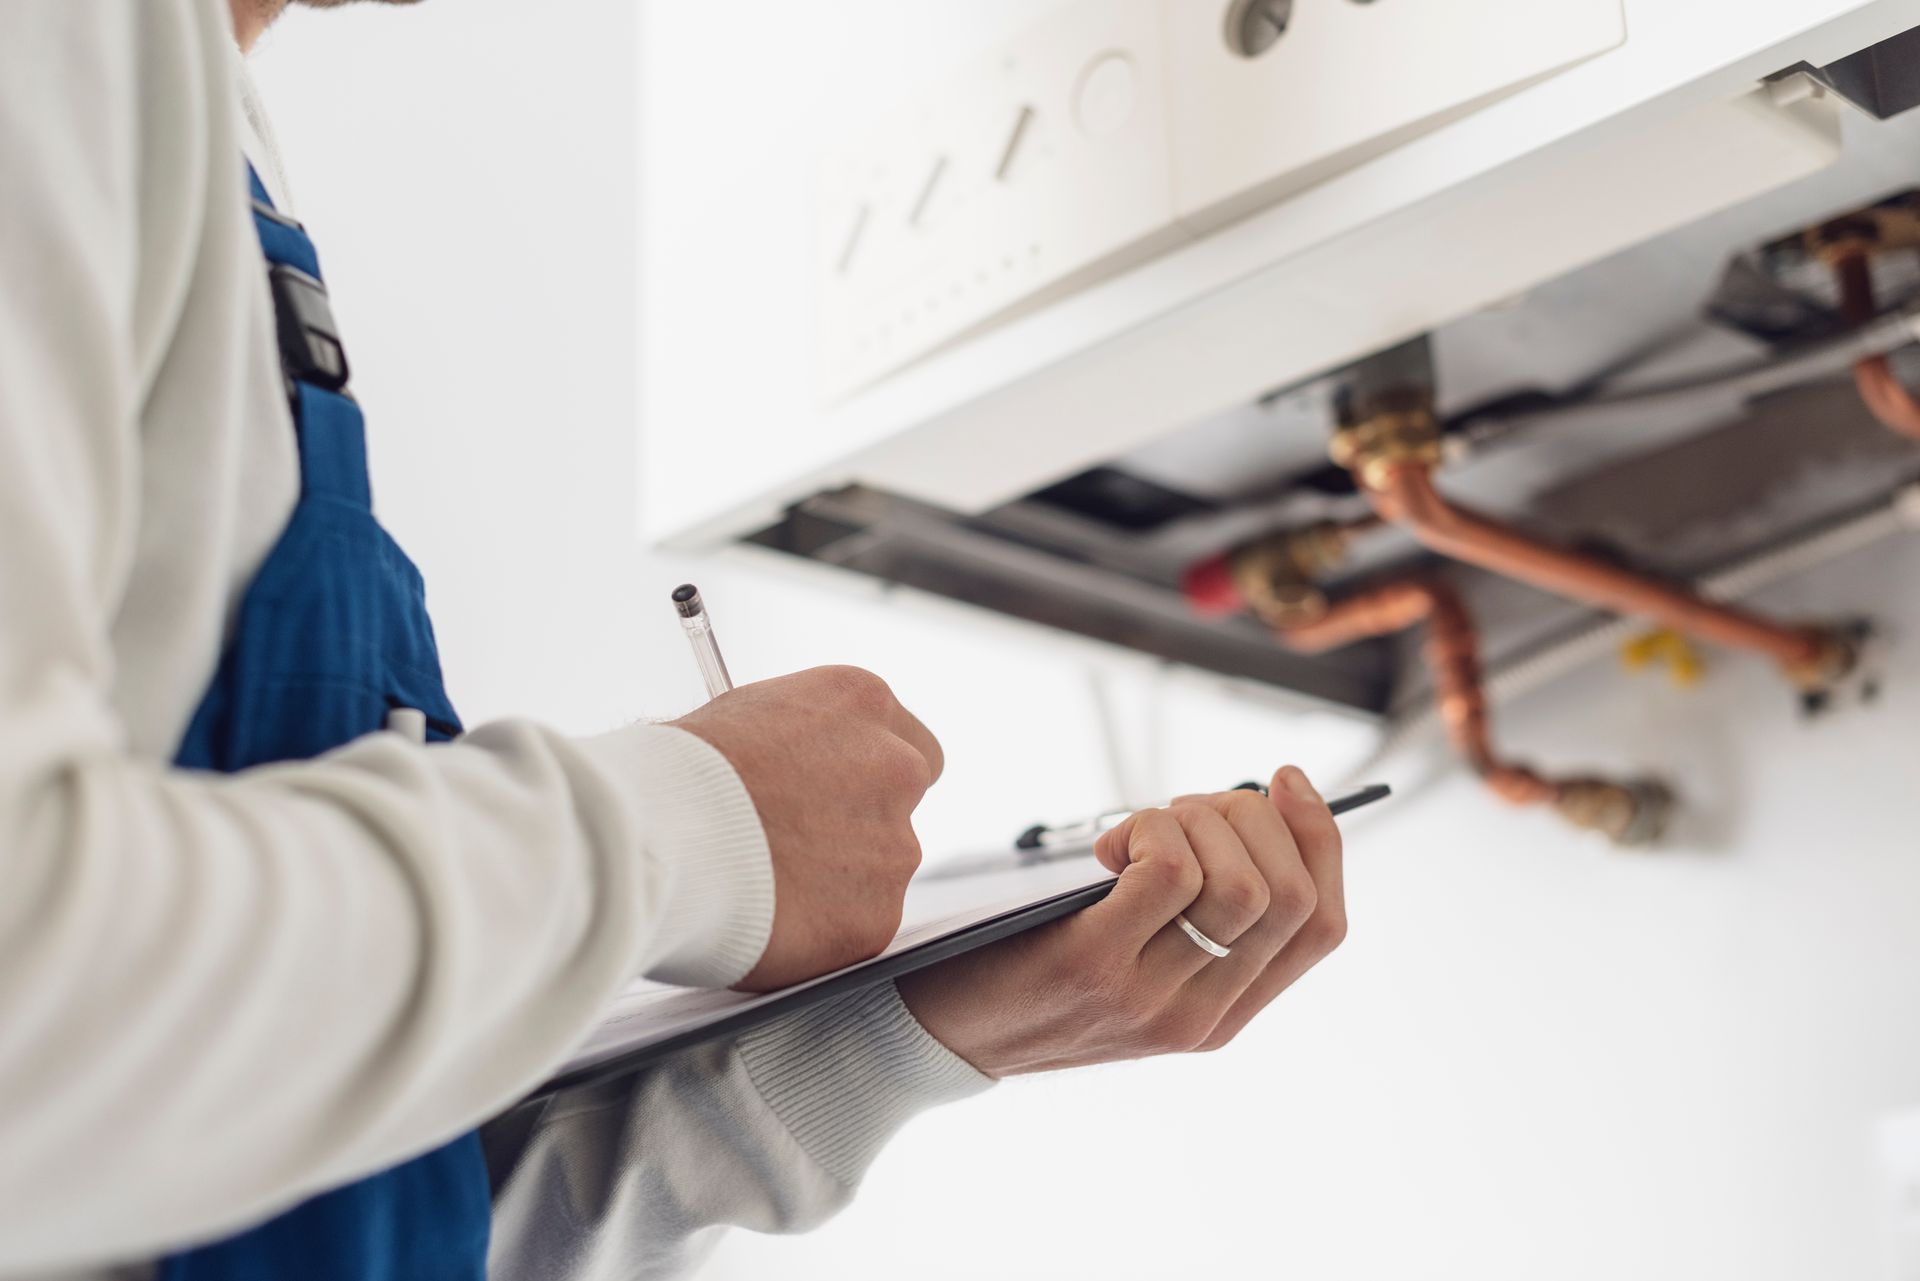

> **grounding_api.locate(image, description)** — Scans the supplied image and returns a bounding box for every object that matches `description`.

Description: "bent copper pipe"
[1277,576,1559,807]
[1269,576,1431,648]
[1834,252,1920,441]
[1362,463,1830,673]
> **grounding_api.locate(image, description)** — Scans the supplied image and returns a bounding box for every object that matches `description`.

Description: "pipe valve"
[1327,388,1443,492]
[1553,777,1676,848]
[1180,518,1376,627]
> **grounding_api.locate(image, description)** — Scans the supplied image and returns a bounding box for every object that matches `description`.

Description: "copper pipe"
[1277,576,1558,806]
[1273,574,1670,840]
[1268,576,1431,649]
[1833,251,1920,441]
[1421,581,1564,807]
[1364,462,1832,675]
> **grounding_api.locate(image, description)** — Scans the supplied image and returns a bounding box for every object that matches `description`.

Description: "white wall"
[253,4,1920,1279]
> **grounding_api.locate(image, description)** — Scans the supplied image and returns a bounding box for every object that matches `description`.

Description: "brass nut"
[1781,628,1858,692]
[1328,397,1443,492]
[1229,538,1329,628]
[1554,777,1674,848]
[1327,428,1361,470]
[1225,518,1372,628]
[1288,521,1353,578]
[1257,581,1328,627]
[1804,223,1879,267]
[1803,198,1920,265]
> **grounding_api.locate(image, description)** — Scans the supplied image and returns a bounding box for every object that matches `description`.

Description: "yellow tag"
[1620,629,1705,687]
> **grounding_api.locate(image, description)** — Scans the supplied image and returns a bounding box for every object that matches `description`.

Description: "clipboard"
[529,783,1389,1103]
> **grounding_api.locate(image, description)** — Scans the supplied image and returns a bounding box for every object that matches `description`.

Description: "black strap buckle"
[268,263,351,393]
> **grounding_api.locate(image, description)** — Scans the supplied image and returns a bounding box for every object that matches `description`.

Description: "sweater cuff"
[737,981,994,1188]
[575,723,774,988]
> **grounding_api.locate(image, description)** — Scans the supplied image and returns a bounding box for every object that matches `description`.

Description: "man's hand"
[674,666,943,991]
[896,766,1344,1075]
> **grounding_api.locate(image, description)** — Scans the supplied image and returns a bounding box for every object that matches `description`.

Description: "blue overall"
[161,168,492,1279]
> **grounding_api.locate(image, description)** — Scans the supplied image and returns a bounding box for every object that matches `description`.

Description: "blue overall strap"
[161,165,488,1280]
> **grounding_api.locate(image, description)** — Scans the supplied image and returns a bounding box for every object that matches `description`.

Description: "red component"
[1180,552,1244,616]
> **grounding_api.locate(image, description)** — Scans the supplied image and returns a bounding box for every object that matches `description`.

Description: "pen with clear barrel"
[672,583,734,700]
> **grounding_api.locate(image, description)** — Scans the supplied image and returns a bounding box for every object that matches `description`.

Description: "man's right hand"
[895,767,1345,1077]
[673,666,943,991]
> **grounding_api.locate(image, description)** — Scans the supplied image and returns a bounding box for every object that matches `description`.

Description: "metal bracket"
[1778,25,1920,121]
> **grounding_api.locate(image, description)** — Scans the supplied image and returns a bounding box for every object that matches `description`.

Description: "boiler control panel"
[814,0,1628,398]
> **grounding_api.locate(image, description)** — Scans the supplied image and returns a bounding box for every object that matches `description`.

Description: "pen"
[672,583,734,700]
[922,782,1392,880]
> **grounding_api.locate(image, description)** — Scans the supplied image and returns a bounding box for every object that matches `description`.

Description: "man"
[0,1,1349,1277]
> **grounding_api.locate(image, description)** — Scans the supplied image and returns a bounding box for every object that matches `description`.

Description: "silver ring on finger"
[1174,913,1232,959]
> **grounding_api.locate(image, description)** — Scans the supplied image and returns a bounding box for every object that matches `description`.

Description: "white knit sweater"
[0,3,985,1277]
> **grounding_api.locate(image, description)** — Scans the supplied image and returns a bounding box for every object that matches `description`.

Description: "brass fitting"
[1803,194,1920,266]
[1226,519,1368,628]
[1804,219,1881,268]
[1553,777,1675,848]
[1780,626,1860,693]
[1328,388,1444,492]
